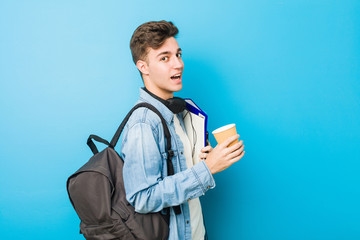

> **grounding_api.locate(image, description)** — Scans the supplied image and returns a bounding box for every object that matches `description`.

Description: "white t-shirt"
[174,114,205,240]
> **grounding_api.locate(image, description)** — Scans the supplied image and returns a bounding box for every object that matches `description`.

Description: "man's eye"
[176,53,182,58]
[161,56,168,61]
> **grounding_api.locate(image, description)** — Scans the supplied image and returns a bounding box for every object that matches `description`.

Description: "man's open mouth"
[171,74,181,80]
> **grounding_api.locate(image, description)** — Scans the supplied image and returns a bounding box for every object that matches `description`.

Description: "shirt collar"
[138,88,174,124]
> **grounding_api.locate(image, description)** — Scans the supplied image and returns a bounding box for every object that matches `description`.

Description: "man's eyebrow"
[156,51,170,57]
[156,48,182,57]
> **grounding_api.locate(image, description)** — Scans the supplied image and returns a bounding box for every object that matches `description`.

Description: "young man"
[121,20,245,240]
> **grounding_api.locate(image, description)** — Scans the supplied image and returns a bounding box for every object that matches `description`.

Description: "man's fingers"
[201,146,212,153]
[220,134,240,148]
[229,151,245,164]
[227,145,244,160]
[227,140,243,153]
[199,153,207,159]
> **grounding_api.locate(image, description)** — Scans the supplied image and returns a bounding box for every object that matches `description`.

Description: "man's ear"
[136,60,149,75]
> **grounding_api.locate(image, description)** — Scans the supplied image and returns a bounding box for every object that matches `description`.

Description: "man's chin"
[172,84,183,92]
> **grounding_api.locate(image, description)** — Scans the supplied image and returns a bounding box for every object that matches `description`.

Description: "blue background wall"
[1,0,359,239]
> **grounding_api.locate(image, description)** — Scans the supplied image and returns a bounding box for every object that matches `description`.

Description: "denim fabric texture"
[120,88,216,240]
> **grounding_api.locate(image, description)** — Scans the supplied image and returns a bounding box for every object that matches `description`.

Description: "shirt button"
[186,220,189,224]
[181,152,183,155]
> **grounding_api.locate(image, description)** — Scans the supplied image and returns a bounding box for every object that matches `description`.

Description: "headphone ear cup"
[167,97,187,114]
[142,87,186,114]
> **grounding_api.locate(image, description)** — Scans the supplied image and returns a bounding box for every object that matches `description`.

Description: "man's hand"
[204,134,245,174]
[198,145,213,161]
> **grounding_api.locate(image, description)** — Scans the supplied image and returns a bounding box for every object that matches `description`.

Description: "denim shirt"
[120,88,216,240]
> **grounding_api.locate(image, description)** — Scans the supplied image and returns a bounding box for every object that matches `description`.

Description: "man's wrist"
[204,159,215,174]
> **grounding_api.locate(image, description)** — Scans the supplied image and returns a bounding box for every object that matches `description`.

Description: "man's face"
[138,37,184,99]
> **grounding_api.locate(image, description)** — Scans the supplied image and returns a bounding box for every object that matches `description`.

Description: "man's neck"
[143,85,173,100]
[143,87,170,103]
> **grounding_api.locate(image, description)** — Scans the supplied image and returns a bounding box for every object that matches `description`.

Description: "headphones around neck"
[143,88,186,114]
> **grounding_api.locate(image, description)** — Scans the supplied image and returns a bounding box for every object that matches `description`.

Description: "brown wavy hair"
[130,20,179,64]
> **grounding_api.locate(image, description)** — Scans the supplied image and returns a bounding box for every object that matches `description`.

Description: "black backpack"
[67,102,181,240]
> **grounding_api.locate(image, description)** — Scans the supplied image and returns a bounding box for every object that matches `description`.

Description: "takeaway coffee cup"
[212,123,239,147]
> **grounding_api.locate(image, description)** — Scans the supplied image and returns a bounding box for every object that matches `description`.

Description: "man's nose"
[173,57,184,69]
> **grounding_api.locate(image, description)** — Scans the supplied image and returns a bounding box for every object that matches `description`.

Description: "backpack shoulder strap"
[109,102,171,152]
[86,103,171,155]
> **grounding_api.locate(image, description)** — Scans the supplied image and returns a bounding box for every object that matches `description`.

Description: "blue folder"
[183,99,208,163]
